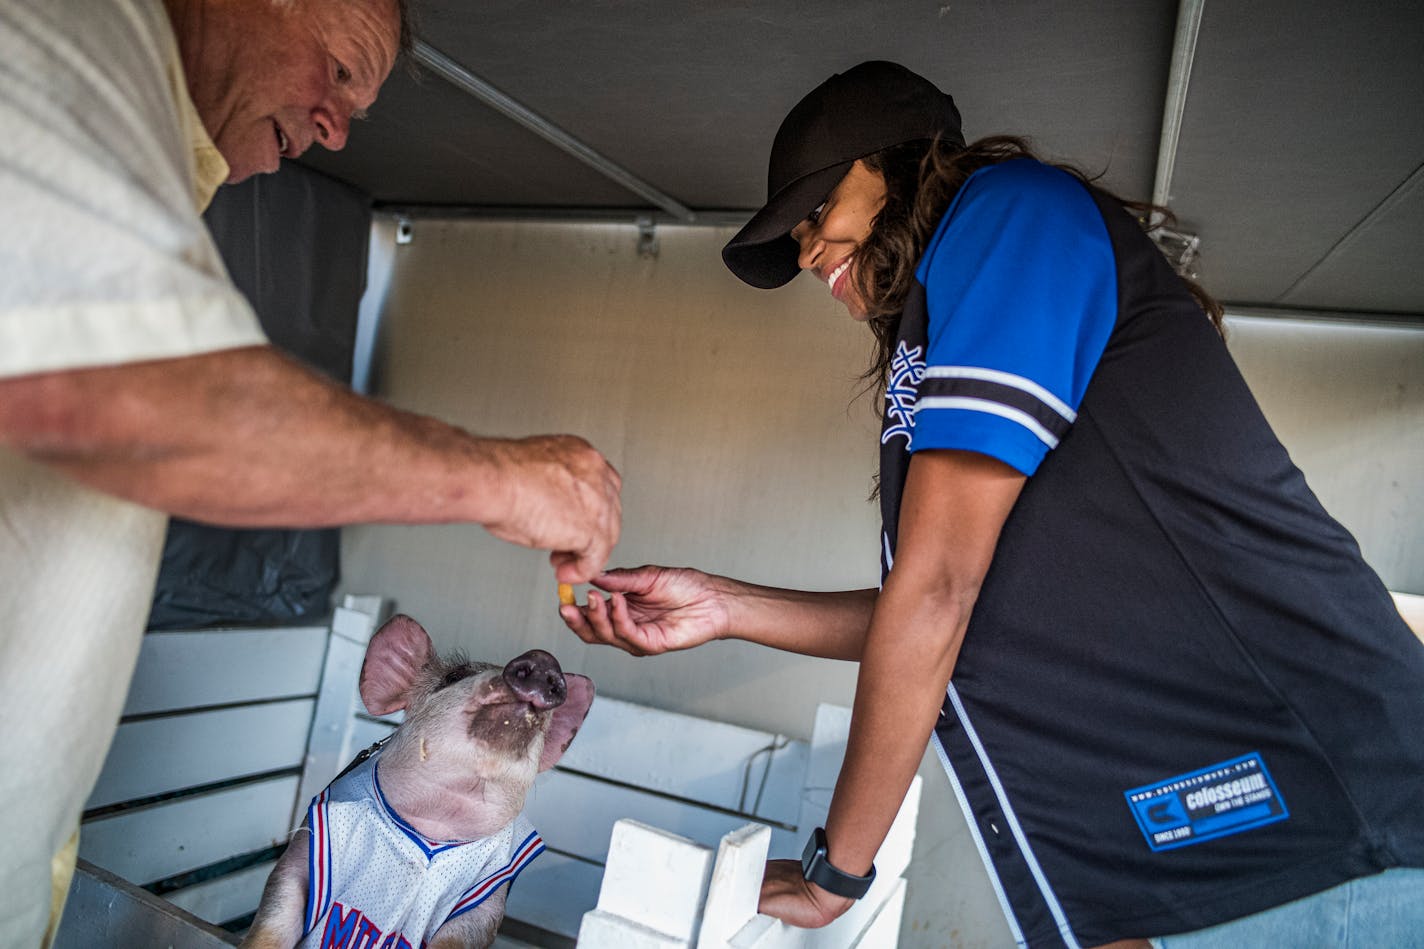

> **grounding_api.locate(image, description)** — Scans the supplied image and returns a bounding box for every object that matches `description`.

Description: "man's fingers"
[553,555,591,585]
[551,547,602,585]
[500,434,620,578]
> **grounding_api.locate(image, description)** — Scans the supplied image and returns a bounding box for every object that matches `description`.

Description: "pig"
[239,614,594,949]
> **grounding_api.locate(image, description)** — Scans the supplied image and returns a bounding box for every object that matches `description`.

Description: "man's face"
[190,0,401,183]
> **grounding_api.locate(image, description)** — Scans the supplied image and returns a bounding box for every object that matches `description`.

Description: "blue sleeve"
[910,160,1117,476]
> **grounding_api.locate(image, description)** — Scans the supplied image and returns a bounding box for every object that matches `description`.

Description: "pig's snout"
[503,650,567,710]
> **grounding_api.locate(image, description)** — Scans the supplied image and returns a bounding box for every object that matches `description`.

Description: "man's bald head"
[167,0,408,182]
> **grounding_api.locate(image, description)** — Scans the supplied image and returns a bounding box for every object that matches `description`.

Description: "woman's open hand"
[558,565,729,656]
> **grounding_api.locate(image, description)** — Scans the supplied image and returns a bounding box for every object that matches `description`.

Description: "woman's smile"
[826,258,852,299]
[790,160,888,320]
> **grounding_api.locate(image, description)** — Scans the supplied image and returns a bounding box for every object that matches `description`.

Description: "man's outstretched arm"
[0,345,621,580]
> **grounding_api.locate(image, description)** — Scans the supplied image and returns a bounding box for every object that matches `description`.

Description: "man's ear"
[539,674,594,771]
[359,614,434,716]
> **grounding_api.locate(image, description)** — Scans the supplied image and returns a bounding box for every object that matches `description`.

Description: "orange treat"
[557,583,576,606]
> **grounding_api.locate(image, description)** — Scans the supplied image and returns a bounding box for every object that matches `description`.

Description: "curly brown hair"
[849,135,1223,395]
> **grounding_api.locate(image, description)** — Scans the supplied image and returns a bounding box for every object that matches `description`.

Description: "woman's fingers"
[558,590,651,656]
[606,591,635,636]
[585,591,615,640]
[557,592,615,645]
[558,602,598,643]
[596,592,652,655]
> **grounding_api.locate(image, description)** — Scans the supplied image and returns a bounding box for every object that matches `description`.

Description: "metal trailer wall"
[339,218,1423,948]
[1221,314,1424,593]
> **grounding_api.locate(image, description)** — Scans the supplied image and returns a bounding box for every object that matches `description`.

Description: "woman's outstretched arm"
[759,448,1024,926]
[561,564,878,660]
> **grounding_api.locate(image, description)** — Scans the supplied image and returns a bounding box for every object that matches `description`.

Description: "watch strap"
[799,826,876,899]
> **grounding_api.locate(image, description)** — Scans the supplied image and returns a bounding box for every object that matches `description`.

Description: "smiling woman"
[562,60,1424,948]
[164,0,405,181]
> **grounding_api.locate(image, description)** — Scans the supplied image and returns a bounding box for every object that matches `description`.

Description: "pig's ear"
[539,674,594,771]
[360,614,434,716]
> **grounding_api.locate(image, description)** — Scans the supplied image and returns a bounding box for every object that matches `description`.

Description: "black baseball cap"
[722,61,965,290]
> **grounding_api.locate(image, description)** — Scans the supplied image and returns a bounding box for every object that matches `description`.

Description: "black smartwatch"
[799,826,876,899]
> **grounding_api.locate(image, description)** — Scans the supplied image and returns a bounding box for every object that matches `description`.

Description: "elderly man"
[0,1,621,945]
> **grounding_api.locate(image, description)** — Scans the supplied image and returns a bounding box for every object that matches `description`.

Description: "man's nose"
[313,107,350,151]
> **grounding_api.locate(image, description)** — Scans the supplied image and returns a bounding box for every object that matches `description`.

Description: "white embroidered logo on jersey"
[882,340,926,446]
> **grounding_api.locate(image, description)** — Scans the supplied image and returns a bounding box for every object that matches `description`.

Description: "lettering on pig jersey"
[319,901,414,949]
[1124,752,1288,852]
[882,340,926,447]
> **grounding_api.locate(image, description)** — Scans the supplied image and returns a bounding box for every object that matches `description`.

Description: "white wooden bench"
[56,594,918,947]
[571,704,920,948]
[56,596,389,946]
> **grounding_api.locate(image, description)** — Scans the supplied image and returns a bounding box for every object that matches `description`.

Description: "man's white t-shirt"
[0,0,266,943]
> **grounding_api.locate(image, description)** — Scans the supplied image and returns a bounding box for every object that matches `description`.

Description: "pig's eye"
[438,666,471,690]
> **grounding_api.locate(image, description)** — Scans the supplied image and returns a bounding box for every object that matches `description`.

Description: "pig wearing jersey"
[240,614,594,949]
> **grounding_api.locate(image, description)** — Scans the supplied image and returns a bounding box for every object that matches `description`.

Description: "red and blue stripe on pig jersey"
[299,753,544,948]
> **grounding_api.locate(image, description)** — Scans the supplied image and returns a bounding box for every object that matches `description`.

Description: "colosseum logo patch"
[1124,752,1288,852]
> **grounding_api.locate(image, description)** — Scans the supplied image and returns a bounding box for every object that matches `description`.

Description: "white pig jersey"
[297,754,543,949]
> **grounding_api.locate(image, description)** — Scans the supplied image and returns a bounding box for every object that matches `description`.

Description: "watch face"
[801,827,826,874]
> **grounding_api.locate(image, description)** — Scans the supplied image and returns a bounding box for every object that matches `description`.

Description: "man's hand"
[483,435,622,584]
[757,859,853,929]
[559,566,729,656]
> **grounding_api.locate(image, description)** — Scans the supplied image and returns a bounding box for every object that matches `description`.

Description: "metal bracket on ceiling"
[412,40,698,225]
[636,216,659,259]
[1150,224,1201,279]
[395,216,414,245]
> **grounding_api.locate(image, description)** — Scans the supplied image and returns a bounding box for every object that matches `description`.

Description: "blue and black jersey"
[877,159,1424,946]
